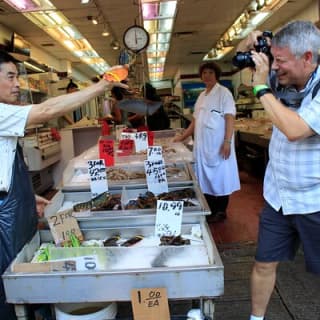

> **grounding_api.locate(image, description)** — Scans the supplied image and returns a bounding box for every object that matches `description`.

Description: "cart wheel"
[202,299,215,320]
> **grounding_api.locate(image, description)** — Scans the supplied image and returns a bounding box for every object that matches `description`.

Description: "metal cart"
[3,184,223,320]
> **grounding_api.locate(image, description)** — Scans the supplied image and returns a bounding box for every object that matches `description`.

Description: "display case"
[3,184,223,319]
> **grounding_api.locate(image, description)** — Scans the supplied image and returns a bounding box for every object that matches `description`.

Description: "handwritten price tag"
[120,132,136,141]
[144,159,168,195]
[131,288,170,320]
[88,159,108,198]
[99,139,114,166]
[47,209,83,246]
[155,200,183,237]
[118,138,134,156]
[147,146,163,161]
[134,131,148,153]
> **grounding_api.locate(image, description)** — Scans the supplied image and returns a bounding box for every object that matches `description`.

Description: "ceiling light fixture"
[204,0,288,61]
[101,25,110,37]
[81,0,90,4]
[3,0,41,11]
[142,0,178,82]
[87,15,98,25]
[111,40,120,50]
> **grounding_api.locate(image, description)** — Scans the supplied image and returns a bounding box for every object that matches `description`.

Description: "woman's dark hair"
[199,61,221,80]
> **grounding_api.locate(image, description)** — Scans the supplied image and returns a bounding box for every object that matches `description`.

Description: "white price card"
[155,200,184,237]
[73,255,100,271]
[87,159,108,198]
[147,146,163,161]
[51,255,101,271]
[47,209,83,246]
[120,131,136,140]
[144,159,168,195]
[134,131,148,153]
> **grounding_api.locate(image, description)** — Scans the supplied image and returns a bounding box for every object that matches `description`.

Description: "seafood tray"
[65,141,192,170]
[62,161,195,191]
[3,220,223,304]
[44,184,210,229]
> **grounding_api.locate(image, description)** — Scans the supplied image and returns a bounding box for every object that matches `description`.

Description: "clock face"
[123,25,150,53]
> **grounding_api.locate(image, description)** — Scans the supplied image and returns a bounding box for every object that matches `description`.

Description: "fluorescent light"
[24,61,46,73]
[48,11,66,25]
[203,46,234,61]
[3,0,54,12]
[250,11,269,26]
[3,0,40,11]
[63,40,76,50]
[81,0,90,3]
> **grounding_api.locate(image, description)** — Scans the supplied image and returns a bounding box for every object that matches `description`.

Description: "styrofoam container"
[55,302,117,320]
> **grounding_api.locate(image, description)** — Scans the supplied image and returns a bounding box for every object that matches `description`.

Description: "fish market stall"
[3,185,224,319]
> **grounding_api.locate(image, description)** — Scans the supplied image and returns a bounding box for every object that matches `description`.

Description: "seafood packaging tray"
[62,161,195,191]
[3,221,223,303]
[64,141,193,171]
[115,142,193,164]
[44,184,211,229]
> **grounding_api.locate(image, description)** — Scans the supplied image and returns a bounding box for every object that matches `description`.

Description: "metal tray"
[62,162,195,191]
[44,184,210,229]
[3,221,223,303]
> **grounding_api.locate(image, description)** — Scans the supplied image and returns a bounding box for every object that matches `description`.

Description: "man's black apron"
[0,144,37,319]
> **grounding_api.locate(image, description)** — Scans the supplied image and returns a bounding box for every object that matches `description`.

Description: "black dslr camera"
[232,31,273,69]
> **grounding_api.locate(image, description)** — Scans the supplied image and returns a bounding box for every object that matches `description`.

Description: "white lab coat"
[193,83,240,196]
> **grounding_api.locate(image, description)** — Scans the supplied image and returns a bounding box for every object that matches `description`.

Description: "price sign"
[144,159,168,195]
[147,146,163,161]
[131,288,170,320]
[87,159,108,198]
[120,132,136,141]
[47,209,83,246]
[99,139,114,166]
[118,138,134,156]
[134,131,148,153]
[155,200,183,237]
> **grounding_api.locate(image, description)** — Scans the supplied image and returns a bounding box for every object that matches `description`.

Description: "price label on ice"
[144,159,168,195]
[147,146,163,161]
[155,200,183,237]
[88,159,108,198]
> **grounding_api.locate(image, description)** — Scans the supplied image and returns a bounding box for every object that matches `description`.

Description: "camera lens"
[232,51,255,69]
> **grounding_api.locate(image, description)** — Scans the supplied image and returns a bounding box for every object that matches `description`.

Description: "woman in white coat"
[174,62,240,222]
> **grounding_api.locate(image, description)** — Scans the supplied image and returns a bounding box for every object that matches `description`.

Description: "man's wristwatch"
[253,84,272,99]
[256,88,272,99]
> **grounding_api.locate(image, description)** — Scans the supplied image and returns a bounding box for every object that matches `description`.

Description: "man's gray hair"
[272,20,320,63]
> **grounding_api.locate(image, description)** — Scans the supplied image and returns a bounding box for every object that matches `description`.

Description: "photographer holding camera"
[235,21,320,320]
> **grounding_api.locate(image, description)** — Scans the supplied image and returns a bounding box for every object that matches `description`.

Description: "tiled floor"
[209,171,264,245]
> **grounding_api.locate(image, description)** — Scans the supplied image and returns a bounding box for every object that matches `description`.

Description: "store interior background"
[0,0,318,213]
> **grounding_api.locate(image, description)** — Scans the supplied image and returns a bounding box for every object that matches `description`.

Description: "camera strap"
[270,71,320,108]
